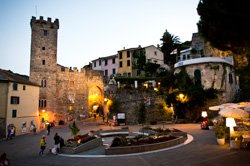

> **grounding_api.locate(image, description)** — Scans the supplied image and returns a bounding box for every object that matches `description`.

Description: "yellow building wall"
[6,83,39,136]
[118,50,132,75]
[0,83,8,118]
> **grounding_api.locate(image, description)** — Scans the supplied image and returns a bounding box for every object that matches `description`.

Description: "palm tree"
[160,29,180,67]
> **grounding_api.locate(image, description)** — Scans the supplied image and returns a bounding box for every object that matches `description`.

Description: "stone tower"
[30,16,59,120]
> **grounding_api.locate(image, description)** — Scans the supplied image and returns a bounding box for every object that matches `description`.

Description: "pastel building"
[91,54,118,78]
[0,69,40,138]
[117,45,165,76]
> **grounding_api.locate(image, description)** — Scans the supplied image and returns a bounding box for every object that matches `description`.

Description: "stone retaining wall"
[105,136,186,155]
[61,137,103,154]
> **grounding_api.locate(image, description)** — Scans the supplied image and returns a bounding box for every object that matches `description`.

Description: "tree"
[132,48,146,75]
[197,0,250,56]
[197,0,250,100]
[144,62,160,77]
[160,29,180,66]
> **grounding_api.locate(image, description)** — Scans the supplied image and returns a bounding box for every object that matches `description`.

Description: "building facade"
[117,45,166,76]
[174,33,239,103]
[0,69,40,138]
[29,16,104,123]
[91,54,118,79]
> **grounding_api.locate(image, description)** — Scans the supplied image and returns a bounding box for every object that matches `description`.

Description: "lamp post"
[226,117,237,149]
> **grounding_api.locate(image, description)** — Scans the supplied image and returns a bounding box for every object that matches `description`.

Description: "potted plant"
[215,125,225,145]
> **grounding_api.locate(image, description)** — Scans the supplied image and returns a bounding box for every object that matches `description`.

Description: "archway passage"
[88,86,104,118]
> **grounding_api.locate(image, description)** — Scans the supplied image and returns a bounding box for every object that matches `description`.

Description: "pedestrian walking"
[47,123,51,135]
[0,153,9,166]
[54,133,60,153]
[39,135,46,156]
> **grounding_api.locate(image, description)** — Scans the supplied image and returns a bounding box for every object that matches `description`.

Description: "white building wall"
[145,45,164,66]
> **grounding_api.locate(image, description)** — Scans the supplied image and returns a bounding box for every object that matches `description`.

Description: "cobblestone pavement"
[0,118,249,166]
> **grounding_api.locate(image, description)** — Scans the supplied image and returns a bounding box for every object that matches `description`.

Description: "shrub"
[215,125,225,139]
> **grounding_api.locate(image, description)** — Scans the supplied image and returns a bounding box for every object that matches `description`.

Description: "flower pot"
[217,138,225,145]
[208,126,213,130]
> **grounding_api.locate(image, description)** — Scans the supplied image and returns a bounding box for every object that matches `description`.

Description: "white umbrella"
[239,102,250,107]
[209,103,240,111]
[209,105,224,111]
[219,107,249,119]
[221,103,242,108]
[244,106,250,112]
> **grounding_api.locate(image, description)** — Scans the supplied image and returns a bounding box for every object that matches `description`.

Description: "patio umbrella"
[209,103,240,111]
[239,102,250,107]
[209,105,224,111]
[219,107,249,119]
[244,106,250,112]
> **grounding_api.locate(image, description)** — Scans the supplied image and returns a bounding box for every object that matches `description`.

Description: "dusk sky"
[0,0,200,75]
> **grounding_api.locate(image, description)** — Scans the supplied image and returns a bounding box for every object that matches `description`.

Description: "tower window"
[42,60,45,65]
[23,85,26,90]
[42,47,45,50]
[39,99,47,108]
[44,30,48,36]
[41,80,47,87]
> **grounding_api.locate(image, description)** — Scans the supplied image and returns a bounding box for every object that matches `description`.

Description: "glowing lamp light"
[201,111,208,118]
[93,105,99,111]
[179,93,184,99]
[226,117,236,127]
[104,98,108,102]
[42,109,45,113]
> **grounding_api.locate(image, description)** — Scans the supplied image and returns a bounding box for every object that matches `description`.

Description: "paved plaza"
[0,118,250,166]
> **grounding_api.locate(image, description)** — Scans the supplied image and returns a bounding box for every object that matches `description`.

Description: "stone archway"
[88,86,104,117]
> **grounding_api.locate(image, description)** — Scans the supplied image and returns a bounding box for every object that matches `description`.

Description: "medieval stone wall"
[29,16,104,122]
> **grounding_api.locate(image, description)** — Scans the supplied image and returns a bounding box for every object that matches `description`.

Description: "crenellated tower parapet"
[30,16,59,29]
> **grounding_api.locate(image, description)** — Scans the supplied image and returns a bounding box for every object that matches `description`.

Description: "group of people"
[39,132,65,156]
